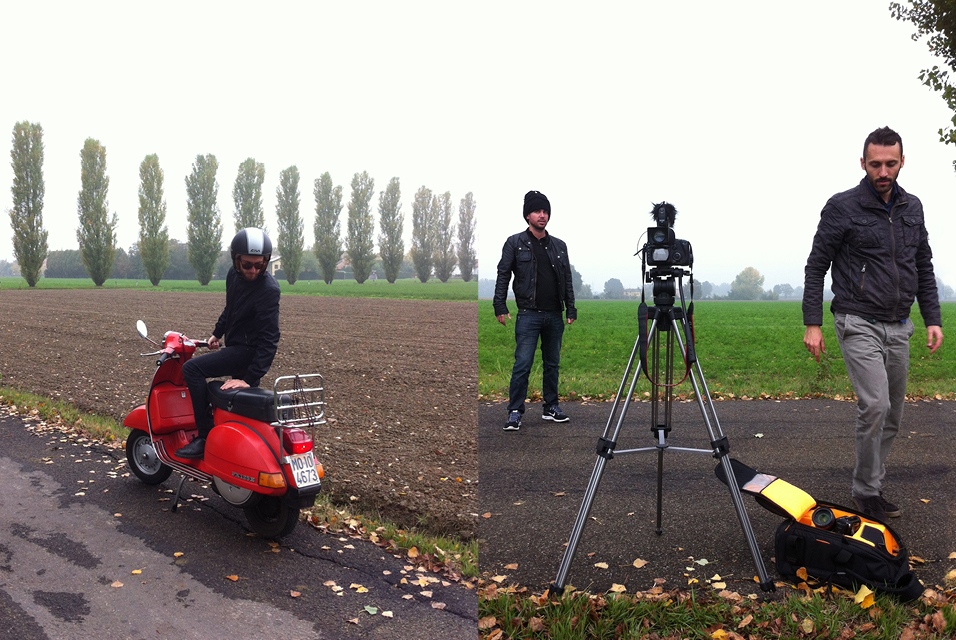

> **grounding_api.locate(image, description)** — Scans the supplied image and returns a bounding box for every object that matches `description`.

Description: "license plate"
[288,451,321,488]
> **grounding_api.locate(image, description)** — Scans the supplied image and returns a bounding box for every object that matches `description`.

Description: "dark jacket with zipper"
[803,177,941,327]
[493,230,577,320]
[213,267,282,385]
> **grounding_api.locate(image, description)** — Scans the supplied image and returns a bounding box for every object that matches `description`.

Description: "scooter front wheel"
[243,496,298,538]
[126,429,173,485]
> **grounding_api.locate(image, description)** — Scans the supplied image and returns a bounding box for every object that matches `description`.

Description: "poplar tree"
[76,138,117,286]
[433,191,457,283]
[377,177,404,283]
[410,185,435,283]
[345,171,375,284]
[137,154,169,285]
[185,154,223,285]
[276,165,304,285]
[457,192,477,282]
[313,172,343,284]
[233,157,266,231]
[9,121,47,287]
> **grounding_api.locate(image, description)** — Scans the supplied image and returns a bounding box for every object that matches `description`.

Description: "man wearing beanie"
[493,190,577,431]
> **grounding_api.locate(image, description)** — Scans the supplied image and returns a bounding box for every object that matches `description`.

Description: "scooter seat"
[207,380,276,423]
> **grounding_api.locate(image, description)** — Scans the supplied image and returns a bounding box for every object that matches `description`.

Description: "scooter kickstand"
[171,474,188,513]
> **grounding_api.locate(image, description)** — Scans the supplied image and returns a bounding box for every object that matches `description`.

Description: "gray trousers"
[834,313,914,499]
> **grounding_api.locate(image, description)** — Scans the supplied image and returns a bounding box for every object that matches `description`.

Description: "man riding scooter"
[176,228,281,459]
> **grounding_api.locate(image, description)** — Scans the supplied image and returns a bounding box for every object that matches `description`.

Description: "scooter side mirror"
[136,320,148,339]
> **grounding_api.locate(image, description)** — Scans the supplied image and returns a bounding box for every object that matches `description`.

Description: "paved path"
[478,399,955,597]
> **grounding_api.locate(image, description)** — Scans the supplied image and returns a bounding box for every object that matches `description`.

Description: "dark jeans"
[508,310,565,415]
[182,346,257,438]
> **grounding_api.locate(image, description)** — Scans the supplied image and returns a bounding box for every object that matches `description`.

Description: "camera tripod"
[550,268,775,594]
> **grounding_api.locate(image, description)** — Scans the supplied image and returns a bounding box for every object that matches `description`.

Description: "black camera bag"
[774,502,923,601]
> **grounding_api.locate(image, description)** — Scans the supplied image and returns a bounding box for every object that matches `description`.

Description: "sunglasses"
[240,259,266,271]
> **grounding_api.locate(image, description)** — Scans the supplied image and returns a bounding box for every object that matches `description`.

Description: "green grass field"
[0,276,478,301]
[479,300,955,401]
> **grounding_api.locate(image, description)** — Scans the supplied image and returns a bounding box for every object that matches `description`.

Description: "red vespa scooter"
[123,320,325,538]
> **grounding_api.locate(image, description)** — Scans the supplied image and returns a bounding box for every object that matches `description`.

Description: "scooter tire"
[126,429,173,485]
[243,496,298,539]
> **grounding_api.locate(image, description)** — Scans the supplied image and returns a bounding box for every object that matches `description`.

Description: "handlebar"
[156,351,172,367]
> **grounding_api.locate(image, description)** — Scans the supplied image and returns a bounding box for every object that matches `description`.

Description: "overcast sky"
[2,1,954,292]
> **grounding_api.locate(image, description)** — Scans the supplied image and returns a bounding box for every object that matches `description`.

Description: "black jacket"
[493,230,577,320]
[803,177,941,327]
[214,267,282,385]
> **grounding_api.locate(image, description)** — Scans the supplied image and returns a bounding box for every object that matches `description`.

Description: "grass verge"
[478,582,956,639]
[479,300,956,401]
[0,385,477,581]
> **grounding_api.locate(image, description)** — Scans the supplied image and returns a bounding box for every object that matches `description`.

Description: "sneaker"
[876,492,901,518]
[853,495,886,522]
[542,405,570,423]
[503,411,521,431]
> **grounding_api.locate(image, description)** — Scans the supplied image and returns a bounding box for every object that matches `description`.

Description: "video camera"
[644,202,693,268]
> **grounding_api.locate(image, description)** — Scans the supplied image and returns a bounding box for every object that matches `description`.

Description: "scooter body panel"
[204,415,286,497]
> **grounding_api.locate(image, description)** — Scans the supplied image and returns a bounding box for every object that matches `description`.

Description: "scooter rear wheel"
[126,429,173,485]
[243,496,298,538]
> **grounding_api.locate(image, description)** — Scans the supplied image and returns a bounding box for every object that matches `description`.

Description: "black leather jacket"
[803,177,941,327]
[213,267,282,385]
[493,230,577,320]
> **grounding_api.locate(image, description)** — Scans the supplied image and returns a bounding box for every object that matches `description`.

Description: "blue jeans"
[508,310,565,414]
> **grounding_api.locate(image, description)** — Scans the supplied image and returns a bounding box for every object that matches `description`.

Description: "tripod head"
[646,266,692,310]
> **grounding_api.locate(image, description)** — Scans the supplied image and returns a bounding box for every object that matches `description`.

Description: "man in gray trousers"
[802,126,943,521]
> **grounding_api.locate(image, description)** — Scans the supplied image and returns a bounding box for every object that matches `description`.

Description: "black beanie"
[523,190,551,220]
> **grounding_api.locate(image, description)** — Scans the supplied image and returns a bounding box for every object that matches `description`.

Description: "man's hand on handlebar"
[207,335,221,350]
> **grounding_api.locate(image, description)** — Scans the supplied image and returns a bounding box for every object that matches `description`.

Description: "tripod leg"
[672,326,776,592]
[551,319,659,594]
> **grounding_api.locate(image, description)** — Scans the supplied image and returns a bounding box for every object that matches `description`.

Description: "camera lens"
[811,507,835,530]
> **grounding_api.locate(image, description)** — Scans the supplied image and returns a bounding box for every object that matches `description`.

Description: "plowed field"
[0,290,477,536]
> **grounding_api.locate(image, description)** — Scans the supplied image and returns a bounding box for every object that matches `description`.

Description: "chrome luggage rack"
[272,374,326,437]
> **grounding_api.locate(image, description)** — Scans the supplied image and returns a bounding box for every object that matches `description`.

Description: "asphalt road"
[478,398,955,598]
[0,410,478,640]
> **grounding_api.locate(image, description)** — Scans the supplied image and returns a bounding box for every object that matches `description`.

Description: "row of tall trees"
[7,121,478,287]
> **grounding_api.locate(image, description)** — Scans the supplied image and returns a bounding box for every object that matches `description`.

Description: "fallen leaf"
[407,547,419,558]
[796,567,809,580]
[111,581,123,588]
[633,558,648,568]
[920,498,930,503]
[948,552,956,559]
[364,605,378,615]
[290,591,301,598]
[737,614,753,629]
[712,582,726,590]
[131,569,142,575]
[491,575,506,583]
[481,512,492,518]
[854,584,873,605]
[711,630,728,640]
[382,611,393,618]
[694,559,710,566]
[529,617,545,632]
[551,492,566,497]
[609,583,626,593]
[478,616,497,630]
[226,575,239,582]
[173,552,184,558]
[347,618,359,625]
[594,562,609,569]
[504,563,518,570]
[800,618,814,634]
[431,602,446,610]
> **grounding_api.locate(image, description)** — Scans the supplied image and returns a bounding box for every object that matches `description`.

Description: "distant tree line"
[6,120,478,287]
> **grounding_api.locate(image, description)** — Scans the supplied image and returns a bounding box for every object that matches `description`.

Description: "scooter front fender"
[205,420,285,496]
[124,405,148,430]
